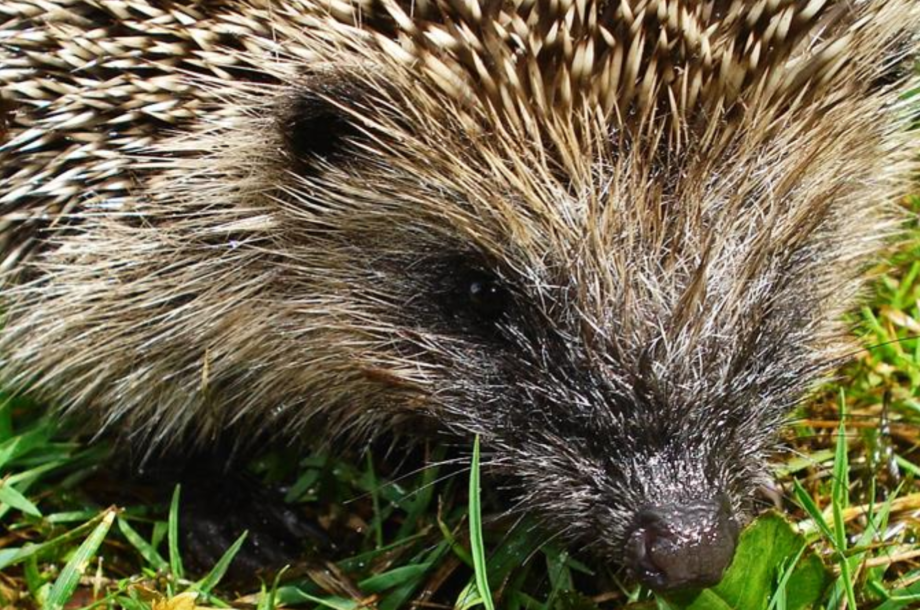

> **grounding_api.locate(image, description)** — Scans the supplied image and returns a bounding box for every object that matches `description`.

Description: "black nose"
[624,496,739,591]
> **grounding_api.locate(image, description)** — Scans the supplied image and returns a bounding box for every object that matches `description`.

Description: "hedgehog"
[1,0,919,592]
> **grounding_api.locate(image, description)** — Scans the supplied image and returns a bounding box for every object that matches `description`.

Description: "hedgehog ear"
[280,84,363,167]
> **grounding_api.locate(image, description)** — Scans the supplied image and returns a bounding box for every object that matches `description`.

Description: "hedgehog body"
[1,0,919,590]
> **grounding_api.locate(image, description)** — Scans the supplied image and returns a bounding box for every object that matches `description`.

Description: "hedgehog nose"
[624,496,739,591]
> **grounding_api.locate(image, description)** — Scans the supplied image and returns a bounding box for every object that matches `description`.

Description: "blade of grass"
[0,478,41,517]
[766,543,808,610]
[336,531,428,572]
[0,424,53,472]
[792,479,833,541]
[43,507,116,610]
[438,511,474,567]
[195,531,248,596]
[0,398,12,441]
[256,566,289,610]
[396,446,445,540]
[276,590,359,610]
[117,516,168,571]
[366,452,383,549]
[24,555,45,604]
[168,484,184,585]
[377,540,449,610]
[469,436,495,610]
[359,563,433,594]
[832,394,857,610]
[0,508,115,570]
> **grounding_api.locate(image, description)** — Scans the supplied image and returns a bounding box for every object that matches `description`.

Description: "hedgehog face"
[279,144,804,589]
[264,49,902,586]
[427,267,753,591]
[366,229,791,590]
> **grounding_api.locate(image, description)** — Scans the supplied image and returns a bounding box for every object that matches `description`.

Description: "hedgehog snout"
[623,494,739,591]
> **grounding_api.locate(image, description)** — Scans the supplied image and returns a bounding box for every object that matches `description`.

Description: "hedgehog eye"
[464,271,508,321]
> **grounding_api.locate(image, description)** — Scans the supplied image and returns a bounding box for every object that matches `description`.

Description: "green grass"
[2,232,920,607]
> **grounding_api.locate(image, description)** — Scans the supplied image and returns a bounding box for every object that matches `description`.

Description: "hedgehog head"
[244,0,916,587]
[2,0,919,591]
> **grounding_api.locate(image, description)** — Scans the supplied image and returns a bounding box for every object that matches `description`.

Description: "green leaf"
[277,590,359,610]
[831,395,857,610]
[359,563,432,594]
[0,424,53,472]
[0,479,41,517]
[256,566,289,610]
[660,512,830,610]
[767,542,808,610]
[43,507,116,610]
[479,516,550,585]
[456,581,485,610]
[195,531,248,595]
[0,398,12,442]
[117,517,168,571]
[168,484,184,583]
[336,531,428,573]
[0,509,116,570]
[377,540,449,610]
[545,546,573,607]
[438,513,474,567]
[469,436,495,610]
[365,451,384,549]
[875,576,920,610]
[792,479,834,542]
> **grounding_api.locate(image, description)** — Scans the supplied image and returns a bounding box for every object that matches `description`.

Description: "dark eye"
[464,271,508,321]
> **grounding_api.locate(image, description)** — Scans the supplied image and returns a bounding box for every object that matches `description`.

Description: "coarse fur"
[1,0,919,567]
